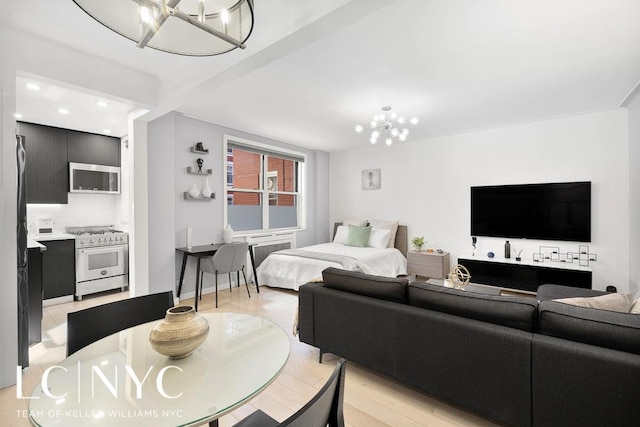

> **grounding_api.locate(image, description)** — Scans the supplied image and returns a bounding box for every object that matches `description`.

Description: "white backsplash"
[27,193,120,234]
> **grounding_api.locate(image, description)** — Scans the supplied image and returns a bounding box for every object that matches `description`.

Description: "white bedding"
[257,242,407,291]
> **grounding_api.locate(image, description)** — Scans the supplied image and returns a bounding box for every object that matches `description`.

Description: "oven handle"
[78,244,128,254]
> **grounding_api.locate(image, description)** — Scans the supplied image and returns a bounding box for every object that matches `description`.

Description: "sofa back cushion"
[322,267,408,304]
[407,282,539,332]
[538,300,640,355]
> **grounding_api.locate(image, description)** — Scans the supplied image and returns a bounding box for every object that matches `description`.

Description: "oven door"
[76,244,127,282]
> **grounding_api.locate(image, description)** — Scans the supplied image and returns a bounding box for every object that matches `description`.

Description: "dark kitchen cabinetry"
[28,247,43,344]
[67,130,121,167]
[17,122,122,204]
[42,240,76,300]
[18,122,69,204]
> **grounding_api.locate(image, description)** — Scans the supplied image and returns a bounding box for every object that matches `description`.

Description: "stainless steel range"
[65,225,129,300]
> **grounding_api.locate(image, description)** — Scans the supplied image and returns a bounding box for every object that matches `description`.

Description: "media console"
[458,256,592,293]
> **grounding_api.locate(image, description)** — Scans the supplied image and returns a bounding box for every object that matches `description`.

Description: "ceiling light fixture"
[25,83,40,91]
[96,101,109,107]
[103,129,112,134]
[58,108,69,115]
[14,113,23,119]
[355,106,418,145]
[72,0,255,56]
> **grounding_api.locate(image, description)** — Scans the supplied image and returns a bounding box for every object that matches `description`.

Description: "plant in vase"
[411,236,425,252]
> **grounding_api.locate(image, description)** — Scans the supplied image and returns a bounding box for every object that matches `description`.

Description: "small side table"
[407,250,450,279]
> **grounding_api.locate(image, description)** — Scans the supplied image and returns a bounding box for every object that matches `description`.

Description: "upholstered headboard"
[332,223,408,258]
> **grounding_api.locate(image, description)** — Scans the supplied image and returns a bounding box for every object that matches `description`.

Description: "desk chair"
[66,291,174,356]
[231,359,346,427]
[200,242,250,308]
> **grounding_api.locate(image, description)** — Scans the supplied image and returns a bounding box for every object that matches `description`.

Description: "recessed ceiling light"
[25,83,40,91]
[96,101,109,107]
[58,108,69,115]
[14,113,23,119]
[103,129,111,134]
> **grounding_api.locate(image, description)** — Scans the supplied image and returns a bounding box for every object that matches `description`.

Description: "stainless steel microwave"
[69,162,120,194]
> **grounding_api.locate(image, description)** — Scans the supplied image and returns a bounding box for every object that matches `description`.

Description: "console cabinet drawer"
[407,251,450,279]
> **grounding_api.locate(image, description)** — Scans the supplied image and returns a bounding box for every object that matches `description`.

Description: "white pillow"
[631,298,640,314]
[333,225,349,244]
[343,218,367,227]
[367,228,392,249]
[369,219,399,248]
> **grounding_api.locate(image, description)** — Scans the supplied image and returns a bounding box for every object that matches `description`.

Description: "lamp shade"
[73,0,255,56]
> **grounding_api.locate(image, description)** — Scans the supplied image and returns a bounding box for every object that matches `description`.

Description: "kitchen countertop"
[29,233,75,241]
[27,239,47,251]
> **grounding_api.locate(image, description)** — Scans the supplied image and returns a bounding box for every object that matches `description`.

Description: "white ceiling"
[5,0,640,150]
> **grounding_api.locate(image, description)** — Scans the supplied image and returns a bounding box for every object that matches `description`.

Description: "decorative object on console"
[411,236,425,252]
[533,245,598,267]
[447,264,471,289]
[186,226,193,249]
[72,0,255,56]
[487,251,495,258]
[515,248,523,261]
[362,169,381,190]
[472,236,477,256]
[505,240,511,258]
[202,177,212,198]
[354,106,418,145]
[223,224,234,243]
[149,306,209,359]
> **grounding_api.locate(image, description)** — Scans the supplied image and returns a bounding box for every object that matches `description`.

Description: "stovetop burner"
[66,225,128,248]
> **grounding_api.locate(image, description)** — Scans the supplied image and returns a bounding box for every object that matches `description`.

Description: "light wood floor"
[1,284,498,427]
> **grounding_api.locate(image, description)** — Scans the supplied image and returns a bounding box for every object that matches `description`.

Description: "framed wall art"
[362,169,381,190]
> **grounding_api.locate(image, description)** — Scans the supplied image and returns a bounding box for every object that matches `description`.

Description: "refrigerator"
[17,134,29,368]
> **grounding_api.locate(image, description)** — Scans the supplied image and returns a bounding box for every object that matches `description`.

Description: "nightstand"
[407,250,450,279]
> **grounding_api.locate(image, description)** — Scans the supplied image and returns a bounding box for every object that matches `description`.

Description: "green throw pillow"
[346,225,372,247]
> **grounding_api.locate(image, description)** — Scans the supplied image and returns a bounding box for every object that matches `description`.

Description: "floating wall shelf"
[184,192,215,201]
[187,167,213,175]
[190,147,209,154]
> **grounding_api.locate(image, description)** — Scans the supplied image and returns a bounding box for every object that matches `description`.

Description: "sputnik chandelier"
[72,0,255,56]
[355,106,418,145]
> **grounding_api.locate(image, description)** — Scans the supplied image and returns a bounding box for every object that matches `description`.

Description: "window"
[224,135,305,233]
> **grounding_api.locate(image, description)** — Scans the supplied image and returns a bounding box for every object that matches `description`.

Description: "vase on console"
[223,224,234,243]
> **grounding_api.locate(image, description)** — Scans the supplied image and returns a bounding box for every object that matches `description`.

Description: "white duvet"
[257,242,407,291]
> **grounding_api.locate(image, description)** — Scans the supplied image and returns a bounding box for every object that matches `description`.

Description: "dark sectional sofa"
[297,268,640,427]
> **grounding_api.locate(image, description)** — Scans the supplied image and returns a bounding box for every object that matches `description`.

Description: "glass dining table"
[28,313,290,427]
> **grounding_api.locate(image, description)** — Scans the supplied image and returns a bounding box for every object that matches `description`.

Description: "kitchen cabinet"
[42,239,76,299]
[28,247,43,344]
[67,130,121,166]
[18,122,69,204]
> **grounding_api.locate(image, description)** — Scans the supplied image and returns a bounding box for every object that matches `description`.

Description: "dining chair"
[66,291,174,356]
[200,242,250,308]
[230,358,346,427]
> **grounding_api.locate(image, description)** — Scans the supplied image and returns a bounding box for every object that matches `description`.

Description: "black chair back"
[281,358,346,427]
[66,291,174,356]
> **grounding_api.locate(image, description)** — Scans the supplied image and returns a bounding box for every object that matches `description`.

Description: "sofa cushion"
[537,283,607,301]
[321,267,408,304]
[407,282,538,332]
[538,300,640,355]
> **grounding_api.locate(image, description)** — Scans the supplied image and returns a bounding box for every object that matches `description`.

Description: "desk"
[176,244,260,311]
[28,313,290,427]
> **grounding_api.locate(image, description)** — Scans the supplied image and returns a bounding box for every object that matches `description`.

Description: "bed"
[257,223,408,291]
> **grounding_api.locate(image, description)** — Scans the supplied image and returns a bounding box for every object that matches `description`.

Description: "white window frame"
[223,134,306,235]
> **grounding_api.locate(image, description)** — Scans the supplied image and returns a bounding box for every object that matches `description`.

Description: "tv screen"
[471,181,591,242]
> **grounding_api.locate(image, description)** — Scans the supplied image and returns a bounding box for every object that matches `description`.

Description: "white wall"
[147,113,330,299]
[627,90,640,292]
[330,109,630,291]
[27,194,119,233]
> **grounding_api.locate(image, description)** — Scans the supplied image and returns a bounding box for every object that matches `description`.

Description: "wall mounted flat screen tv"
[471,181,591,242]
